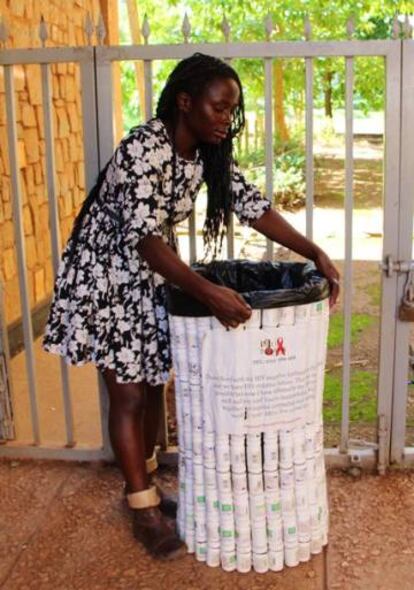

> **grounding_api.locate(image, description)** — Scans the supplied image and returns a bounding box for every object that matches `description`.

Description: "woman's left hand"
[313,249,340,309]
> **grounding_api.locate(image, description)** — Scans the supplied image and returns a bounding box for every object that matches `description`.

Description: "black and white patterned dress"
[42,117,272,385]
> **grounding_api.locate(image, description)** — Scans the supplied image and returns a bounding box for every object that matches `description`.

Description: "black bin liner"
[166,259,330,317]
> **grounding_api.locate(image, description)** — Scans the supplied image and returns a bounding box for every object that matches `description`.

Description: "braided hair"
[155,52,245,258]
[65,160,112,264]
[66,52,245,263]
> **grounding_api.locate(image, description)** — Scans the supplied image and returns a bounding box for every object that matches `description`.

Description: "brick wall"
[0,0,102,325]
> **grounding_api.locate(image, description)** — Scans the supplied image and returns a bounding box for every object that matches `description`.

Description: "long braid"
[65,159,112,264]
[155,52,245,259]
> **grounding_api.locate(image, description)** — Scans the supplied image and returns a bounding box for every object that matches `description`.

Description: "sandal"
[126,486,186,561]
[123,452,178,519]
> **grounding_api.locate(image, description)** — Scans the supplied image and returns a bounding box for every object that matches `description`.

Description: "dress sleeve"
[114,131,169,248]
[231,160,272,226]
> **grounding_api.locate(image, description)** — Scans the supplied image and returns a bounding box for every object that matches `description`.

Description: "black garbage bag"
[166,259,330,317]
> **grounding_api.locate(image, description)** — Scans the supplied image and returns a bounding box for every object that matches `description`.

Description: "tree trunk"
[273,60,290,143]
[324,70,333,119]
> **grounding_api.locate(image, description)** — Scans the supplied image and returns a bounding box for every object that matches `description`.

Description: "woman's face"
[183,77,241,144]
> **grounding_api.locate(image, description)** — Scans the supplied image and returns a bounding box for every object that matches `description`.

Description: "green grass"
[323,370,377,423]
[327,313,375,349]
[324,312,378,424]
[365,281,381,307]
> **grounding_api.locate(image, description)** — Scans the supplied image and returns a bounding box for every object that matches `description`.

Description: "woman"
[43,52,340,560]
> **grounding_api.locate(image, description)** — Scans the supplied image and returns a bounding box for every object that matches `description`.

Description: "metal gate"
[1,22,414,472]
[389,39,414,468]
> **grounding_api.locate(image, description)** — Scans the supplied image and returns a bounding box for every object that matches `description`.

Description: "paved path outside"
[1,460,414,590]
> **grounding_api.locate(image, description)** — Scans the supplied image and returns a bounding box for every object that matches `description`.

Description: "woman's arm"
[251,208,320,260]
[137,235,252,328]
[251,208,340,307]
[229,159,340,307]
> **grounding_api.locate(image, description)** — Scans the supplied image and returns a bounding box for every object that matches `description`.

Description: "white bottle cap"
[252,552,269,574]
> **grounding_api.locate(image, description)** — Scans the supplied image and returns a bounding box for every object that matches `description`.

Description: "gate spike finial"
[264,12,273,41]
[346,16,355,39]
[96,13,106,45]
[84,12,95,45]
[182,12,191,43]
[39,15,48,47]
[392,14,401,39]
[0,18,8,46]
[403,14,412,39]
[142,13,150,45]
[221,14,231,42]
[304,14,312,41]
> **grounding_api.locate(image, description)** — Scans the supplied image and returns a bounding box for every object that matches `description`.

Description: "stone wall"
[0,0,102,326]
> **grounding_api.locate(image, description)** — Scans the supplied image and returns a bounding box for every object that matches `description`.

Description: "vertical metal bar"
[305,57,314,241]
[391,40,414,464]
[181,57,196,261]
[41,61,75,447]
[97,372,114,460]
[0,282,16,440]
[339,56,354,453]
[4,65,41,445]
[377,44,403,469]
[264,57,274,260]
[143,59,153,121]
[95,49,115,166]
[157,382,170,450]
[223,57,234,259]
[226,216,235,259]
[93,49,115,459]
[188,210,197,264]
[143,56,170,450]
[80,49,100,192]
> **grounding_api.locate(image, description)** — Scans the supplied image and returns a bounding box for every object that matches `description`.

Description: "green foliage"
[120,62,141,132]
[117,1,398,132]
[236,137,307,208]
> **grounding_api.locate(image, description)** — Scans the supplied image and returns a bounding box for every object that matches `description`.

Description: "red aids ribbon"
[275,337,286,356]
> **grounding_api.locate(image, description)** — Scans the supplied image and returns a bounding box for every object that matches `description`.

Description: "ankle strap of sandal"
[145,451,158,475]
[126,485,161,509]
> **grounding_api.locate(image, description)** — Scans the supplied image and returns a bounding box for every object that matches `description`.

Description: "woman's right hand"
[203,284,252,329]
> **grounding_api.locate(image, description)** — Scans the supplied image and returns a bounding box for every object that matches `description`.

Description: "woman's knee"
[103,371,147,414]
[111,385,147,415]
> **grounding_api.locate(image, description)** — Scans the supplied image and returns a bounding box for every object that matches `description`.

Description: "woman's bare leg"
[100,368,185,560]
[144,382,164,460]
[101,368,148,493]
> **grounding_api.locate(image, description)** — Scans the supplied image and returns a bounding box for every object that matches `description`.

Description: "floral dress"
[42,117,272,385]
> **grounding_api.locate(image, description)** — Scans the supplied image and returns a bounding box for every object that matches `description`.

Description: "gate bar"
[264,57,274,260]
[4,65,41,445]
[377,43,403,467]
[224,56,235,260]
[340,55,354,453]
[41,62,75,447]
[391,40,414,463]
[144,56,169,450]
[305,56,314,241]
[96,40,397,62]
